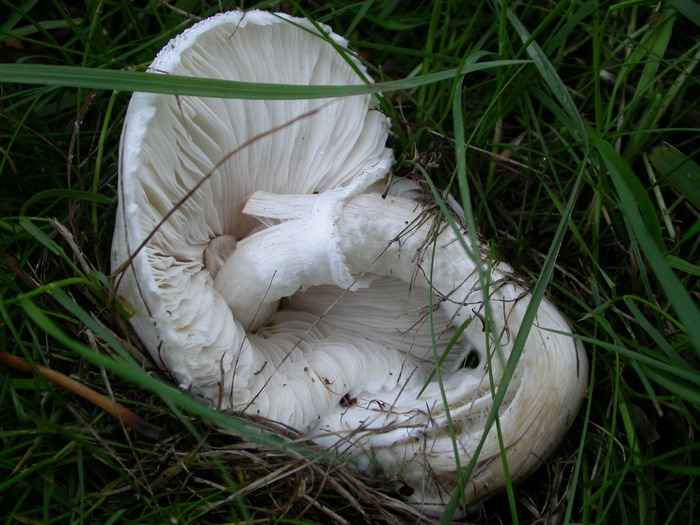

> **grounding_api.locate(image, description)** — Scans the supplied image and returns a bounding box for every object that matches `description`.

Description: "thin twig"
[0,351,165,440]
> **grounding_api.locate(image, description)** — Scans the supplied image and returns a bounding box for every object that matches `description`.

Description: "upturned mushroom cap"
[112,10,588,517]
[112,9,391,400]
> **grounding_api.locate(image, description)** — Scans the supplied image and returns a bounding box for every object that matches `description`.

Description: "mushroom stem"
[214,190,486,332]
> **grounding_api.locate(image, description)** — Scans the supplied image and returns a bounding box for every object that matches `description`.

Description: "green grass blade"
[670,0,700,27]
[0,60,527,100]
[505,6,586,142]
[591,133,700,355]
[650,143,700,210]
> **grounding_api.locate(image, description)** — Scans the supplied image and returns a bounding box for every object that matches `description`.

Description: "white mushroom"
[111,10,588,517]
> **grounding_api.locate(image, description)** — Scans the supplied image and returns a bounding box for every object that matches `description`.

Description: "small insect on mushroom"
[340,394,358,407]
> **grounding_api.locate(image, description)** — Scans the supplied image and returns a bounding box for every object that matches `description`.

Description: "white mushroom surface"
[112,10,588,516]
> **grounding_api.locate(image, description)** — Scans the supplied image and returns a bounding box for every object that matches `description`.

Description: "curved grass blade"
[591,133,700,356]
[0,60,527,100]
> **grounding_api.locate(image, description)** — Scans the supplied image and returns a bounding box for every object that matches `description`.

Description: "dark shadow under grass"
[1,1,699,524]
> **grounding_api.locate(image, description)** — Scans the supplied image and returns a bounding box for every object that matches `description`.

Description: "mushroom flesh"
[112,10,588,516]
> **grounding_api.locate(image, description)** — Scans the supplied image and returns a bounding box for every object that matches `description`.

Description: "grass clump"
[1,1,699,523]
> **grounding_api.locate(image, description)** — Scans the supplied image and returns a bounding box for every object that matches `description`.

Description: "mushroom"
[112,10,588,517]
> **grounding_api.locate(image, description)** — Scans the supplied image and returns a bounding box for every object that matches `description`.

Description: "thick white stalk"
[214,191,483,329]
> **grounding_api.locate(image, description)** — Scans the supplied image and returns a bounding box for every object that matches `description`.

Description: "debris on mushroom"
[112,10,588,517]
